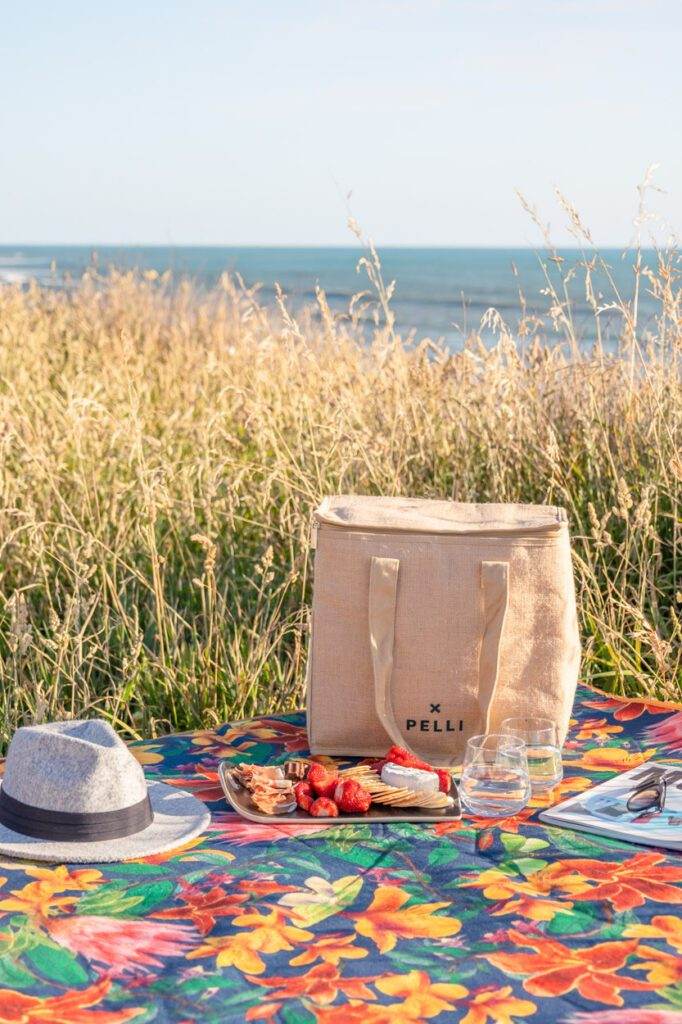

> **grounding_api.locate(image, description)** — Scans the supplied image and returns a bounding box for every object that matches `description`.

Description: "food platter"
[219,759,462,824]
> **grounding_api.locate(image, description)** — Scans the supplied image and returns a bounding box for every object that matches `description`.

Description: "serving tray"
[218,760,462,824]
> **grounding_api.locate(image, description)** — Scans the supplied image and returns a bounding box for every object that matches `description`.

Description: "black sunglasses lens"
[627,786,661,812]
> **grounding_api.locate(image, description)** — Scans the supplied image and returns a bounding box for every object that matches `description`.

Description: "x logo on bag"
[430,703,441,714]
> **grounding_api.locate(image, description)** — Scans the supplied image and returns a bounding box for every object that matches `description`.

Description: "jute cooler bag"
[307,496,581,766]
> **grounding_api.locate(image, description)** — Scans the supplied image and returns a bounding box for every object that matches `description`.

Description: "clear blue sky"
[1,1,680,246]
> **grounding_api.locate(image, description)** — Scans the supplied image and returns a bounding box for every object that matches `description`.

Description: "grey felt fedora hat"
[0,719,210,863]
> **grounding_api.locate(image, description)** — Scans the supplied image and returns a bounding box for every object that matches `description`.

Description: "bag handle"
[369,555,510,767]
[478,560,510,733]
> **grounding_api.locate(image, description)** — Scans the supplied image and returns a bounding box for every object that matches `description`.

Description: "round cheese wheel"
[380,762,438,793]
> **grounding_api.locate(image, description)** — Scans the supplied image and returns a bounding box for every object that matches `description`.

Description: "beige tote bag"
[307,496,581,766]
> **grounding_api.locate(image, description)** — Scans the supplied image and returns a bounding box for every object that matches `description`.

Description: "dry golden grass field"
[0,236,679,744]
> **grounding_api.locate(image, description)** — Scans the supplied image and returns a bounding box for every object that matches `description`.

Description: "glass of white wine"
[500,717,563,793]
[459,734,531,817]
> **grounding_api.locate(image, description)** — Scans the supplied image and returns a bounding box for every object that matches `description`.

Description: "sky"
[1,1,681,247]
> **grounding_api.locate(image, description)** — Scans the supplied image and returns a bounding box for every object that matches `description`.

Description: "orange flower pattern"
[484,932,654,1006]
[349,885,461,952]
[0,682,679,1022]
[549,851,682,911]
[623,914,682,952]
[574,717,623,741]
[563,746,655,772]
[0,978,142,1024]
[461,985,536,1024]
[374,970,468,1019]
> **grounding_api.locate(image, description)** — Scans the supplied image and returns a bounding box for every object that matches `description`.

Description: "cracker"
[338,770,382,788]
[251,787,295,815]
[369,782,451,809]
[339,764,374,779]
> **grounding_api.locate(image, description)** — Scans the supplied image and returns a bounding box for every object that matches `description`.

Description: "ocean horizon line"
[0,242,656,252]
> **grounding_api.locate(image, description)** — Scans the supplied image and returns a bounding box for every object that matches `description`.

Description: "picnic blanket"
[0,685,680,1024]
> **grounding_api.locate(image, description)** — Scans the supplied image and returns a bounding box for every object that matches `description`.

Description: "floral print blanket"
[0,685,680,1024]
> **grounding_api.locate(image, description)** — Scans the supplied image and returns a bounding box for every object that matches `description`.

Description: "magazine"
[539,761,682,851]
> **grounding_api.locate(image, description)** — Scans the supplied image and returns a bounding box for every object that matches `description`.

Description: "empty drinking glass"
[500,717,563,793]
[459,734,531,817]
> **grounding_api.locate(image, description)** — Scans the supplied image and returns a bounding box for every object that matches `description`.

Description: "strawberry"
[309,797,338,817]
[436,769,451,793]
[294,781,314,811]
[307,763,339,798]
[385,745,433,773]
[333,779,372,814]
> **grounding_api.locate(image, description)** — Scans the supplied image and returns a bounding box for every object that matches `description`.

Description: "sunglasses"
[626,775,667,815]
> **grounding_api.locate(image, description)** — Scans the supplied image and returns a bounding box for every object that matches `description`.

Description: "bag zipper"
[312,512,565,545]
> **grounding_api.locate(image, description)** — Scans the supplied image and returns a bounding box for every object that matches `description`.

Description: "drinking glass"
[459,734,531,817]
[500,717,563,793]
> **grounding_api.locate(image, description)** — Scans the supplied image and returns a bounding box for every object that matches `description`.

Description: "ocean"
[0,245,659,349]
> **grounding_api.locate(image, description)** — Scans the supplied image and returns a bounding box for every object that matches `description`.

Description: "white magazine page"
[539,762,682,851]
